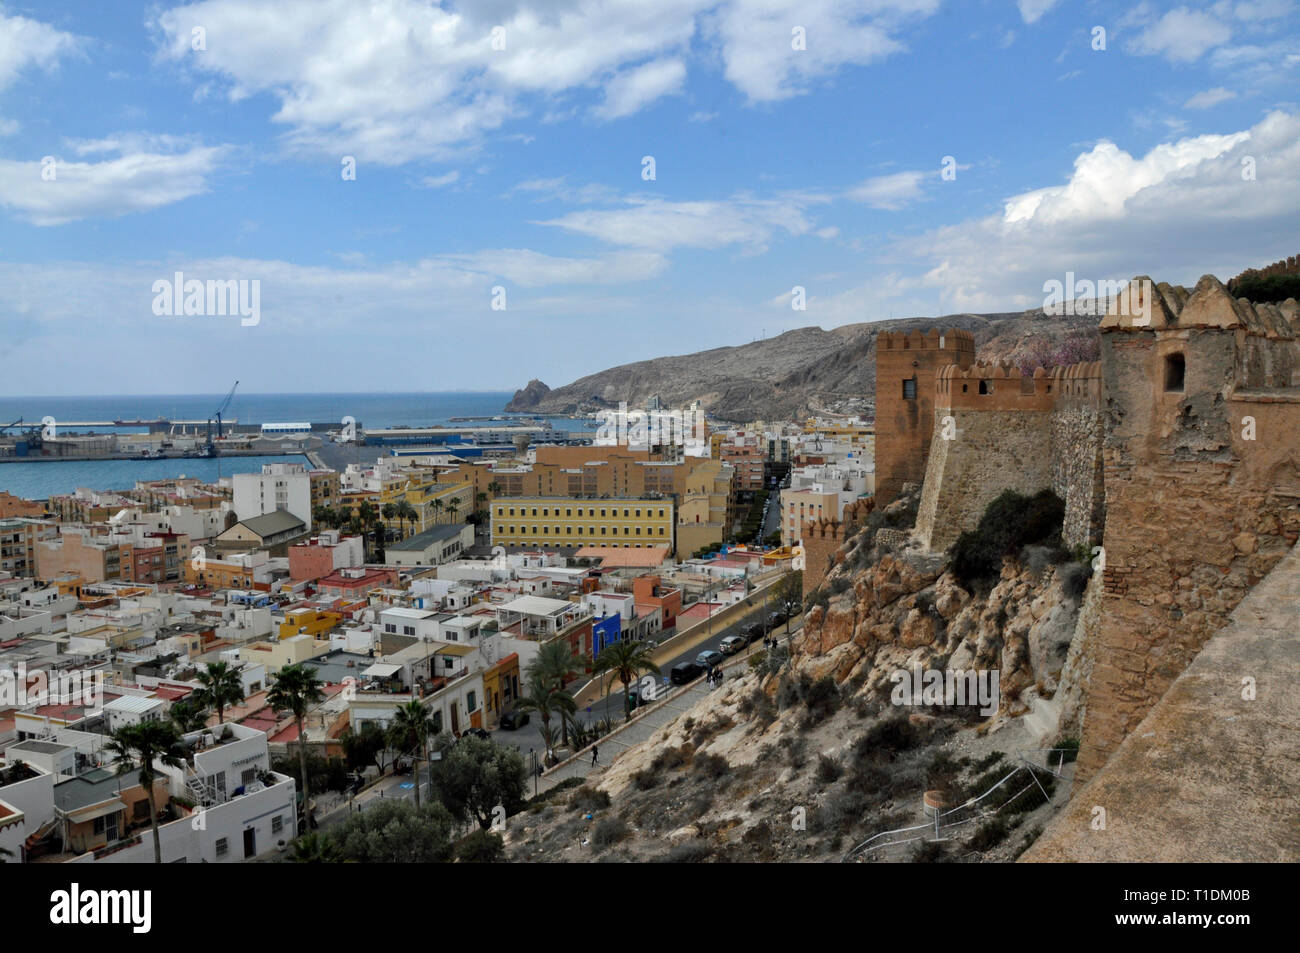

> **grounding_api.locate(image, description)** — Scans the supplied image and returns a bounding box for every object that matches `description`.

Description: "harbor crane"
[206,380,239,450]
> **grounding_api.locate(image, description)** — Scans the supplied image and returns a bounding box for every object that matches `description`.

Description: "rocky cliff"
[505,310,1096,421]
[507,491,1092,863]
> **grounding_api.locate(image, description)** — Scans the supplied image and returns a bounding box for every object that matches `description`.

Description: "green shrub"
[967,818,1010,851]
[1059,561,1091,601]
[590,816,630,850]
[662,841,713,863]
[692,753,730,780]
[1055,738,1080,763]
[815,753,843,783]
[569,785,611,813]
[455,830,505,863]
[950,489,1065,586]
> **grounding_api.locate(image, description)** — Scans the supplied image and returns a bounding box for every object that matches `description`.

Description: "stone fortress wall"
[912,360,1104,552]
[872,271,1300,787]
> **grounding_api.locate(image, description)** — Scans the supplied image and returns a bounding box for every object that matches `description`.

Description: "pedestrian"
[592,745,599,765]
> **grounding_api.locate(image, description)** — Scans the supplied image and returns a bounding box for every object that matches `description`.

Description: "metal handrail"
[842,749,1076,862]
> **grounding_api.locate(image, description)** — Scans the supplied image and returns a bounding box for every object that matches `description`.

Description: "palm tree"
[313,505,340,530]
[592,638,661,721]
[382,502,399,538]
[531,639,591,744]
[169,698,209,733]
[516,670,576,766]
[386,700,435,808]
[430,497,444,525]
[267,664,326,835]
[193,661,245,725]
[399,501,418,535]
[487,481,502,497]
[288,831,341,863]
[444,497,460,524]
[105,721,187,864]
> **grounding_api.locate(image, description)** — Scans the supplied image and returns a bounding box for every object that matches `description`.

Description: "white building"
[232,463,314,529]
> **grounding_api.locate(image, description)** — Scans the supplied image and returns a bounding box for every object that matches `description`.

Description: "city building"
[490,497,674,552]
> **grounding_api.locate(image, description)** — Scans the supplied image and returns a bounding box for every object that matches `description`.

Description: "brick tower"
[874,328,975,505]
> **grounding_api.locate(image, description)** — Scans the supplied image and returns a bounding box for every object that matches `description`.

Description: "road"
[488,590,795,764]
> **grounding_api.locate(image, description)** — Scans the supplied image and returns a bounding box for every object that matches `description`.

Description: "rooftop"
[388,522,470,550]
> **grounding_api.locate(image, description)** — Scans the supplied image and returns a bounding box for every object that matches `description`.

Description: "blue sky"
[1,0,1298,395]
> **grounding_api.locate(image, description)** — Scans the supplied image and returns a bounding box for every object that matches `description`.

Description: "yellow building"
[491,497,674,552]
[676,459,738,557]
[277,607,342,641]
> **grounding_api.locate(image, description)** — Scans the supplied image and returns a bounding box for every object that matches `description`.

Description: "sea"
[0,391,595,499]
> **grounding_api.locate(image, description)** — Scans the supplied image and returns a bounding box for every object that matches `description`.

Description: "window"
[467,690,477,711]
[902,377,917,400]
[272,815,284,834]
[216,838,229,857]
[403,625,415,636]
[1165,353,1185,392]
[978,380,990,395]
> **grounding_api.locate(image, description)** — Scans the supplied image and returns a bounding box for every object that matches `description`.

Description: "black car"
[499,709,530,730]
[768,611,786,629]
[742,622,764,641]
[670,661,705,685]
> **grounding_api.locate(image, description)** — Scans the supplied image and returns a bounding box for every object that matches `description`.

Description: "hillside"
[506,310,1098,421]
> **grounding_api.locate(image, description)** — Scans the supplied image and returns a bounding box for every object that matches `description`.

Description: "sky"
[0,0,1297,395]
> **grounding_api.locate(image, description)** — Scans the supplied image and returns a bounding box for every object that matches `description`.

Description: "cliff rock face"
[505,311,1095,421]
[508,378,551,410]
[796,542,1085,730]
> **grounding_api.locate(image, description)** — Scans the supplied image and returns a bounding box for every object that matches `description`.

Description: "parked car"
[499,709,530,730]
[742,622,764,640]
[696,649,725,669]
[768,611,786,629]
[670,661,705,685]
[720,635,747,655]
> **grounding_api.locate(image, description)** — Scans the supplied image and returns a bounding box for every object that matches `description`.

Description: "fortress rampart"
[913,361,1104,552]
[799,497,874,599]
[1077,275,1300,779]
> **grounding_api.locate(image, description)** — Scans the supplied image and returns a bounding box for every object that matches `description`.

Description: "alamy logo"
[1,663,103,708]
[50,884,152,933]
[889,665,999,716]
[594,402,706,452]
[151,271,260,326]
[1043,274,1152,325]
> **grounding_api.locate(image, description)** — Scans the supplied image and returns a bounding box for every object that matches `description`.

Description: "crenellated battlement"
[877,328,975,351]
[934,360,1102,410]
[1100,274,1298,339]
[1228,254,1300,292]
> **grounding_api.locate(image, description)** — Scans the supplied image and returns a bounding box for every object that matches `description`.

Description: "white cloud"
[846,170,928,209]
[151,0,942,161]
[0,141,229,225]
[595,58,686,119]
[1128,7,1231,63]
[1184,86,1237,108]
[420,170,460,188]
[705,0,939,102]
[535,195,819,252]
[1016,0,1060,25]
[892,112,1300,312]
[0,9,81,91]
[444,248,666,286]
